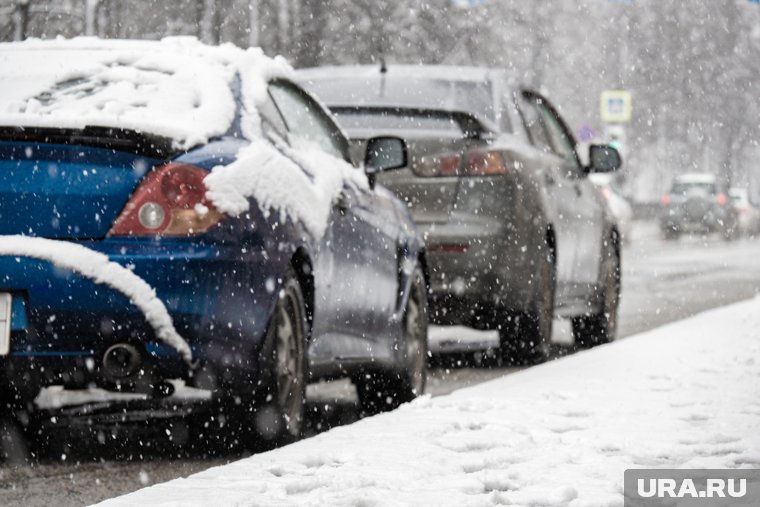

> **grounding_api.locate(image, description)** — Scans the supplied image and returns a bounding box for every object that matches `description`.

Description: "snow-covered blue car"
[0,38,428,441]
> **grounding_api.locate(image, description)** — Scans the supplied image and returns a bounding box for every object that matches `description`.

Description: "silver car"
[298,65,622,362]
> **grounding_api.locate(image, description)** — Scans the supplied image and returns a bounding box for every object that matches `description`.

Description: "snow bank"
[0,235,192,365]
[99,297,760,506]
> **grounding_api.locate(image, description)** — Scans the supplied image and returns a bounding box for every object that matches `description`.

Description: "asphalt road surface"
[2,221,759,506]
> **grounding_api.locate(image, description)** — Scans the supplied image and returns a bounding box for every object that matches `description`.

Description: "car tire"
[662,225,680,241]
[572,237,620,348]
[722,222,738,242]
[355,266,428,414]
[221,270,307,447]
[499,248,555,366]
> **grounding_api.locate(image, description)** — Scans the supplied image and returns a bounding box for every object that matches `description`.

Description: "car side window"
[258,92,289,140]
[268,80,348,160]
[518,96,553,154]
[535,100,577,164]
[499,98,513,133]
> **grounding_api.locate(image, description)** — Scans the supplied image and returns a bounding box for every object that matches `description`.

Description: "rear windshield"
[332,110,464,133]
[0,45,237,148]
[670,182,717,195]
[305,77,496,123]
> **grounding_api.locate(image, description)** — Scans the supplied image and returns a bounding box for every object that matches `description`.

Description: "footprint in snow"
[558,410,590,419]
[681,413,711,423]
[300,455,344,469]
[547,423,587,434]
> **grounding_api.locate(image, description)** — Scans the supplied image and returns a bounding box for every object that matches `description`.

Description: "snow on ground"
[0,235,192,364]
[99,297,760,506]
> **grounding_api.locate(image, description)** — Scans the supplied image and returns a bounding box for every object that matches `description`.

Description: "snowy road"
[1,221,760,506]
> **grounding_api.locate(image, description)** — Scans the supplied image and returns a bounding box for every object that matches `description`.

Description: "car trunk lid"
[0,128,173,239]
[337,108,491,224]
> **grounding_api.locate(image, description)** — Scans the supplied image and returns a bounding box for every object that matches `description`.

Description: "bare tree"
[13,0,30,41]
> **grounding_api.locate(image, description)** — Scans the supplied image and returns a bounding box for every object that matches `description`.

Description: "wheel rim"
[275,290,304,436]
[404,277,427,395]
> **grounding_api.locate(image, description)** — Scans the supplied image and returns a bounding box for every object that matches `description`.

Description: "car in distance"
[0,38,428,443]
[659,173,738,240]
[298,65,623,361]
[729,187,760,237]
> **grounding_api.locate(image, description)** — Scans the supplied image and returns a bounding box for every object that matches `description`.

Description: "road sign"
[578,125,596,142]
[600,90,632,123]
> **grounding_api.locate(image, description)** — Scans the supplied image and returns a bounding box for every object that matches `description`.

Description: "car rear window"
[332,110,464,133]
[0,42,239,148]
[671,182,716,195]
[305,77,496,124]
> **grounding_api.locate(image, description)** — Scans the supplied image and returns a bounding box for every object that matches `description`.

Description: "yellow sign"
[600,90,632,123]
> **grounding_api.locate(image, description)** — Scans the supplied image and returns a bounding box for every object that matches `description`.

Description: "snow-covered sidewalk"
[100,298,760,506]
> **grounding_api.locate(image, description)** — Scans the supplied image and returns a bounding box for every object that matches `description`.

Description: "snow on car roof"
[0,37,292,149]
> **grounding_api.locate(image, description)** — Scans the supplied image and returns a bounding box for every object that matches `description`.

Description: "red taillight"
[428,243,469,253]
[439,154,462,176]
[108,163,224,237]
[463,151,509,176]
[716,193,727,206]
[660,194,671,206]
[601,187,612,201]
[416,153,461,177]
[415,150,509,177]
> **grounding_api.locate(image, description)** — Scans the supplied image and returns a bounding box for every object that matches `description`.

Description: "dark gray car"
[659,173,738,240]
[297,65,622,362]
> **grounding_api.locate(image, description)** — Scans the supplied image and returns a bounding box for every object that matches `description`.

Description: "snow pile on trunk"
[0,37,291,150]
[99,297,760,506]
[204,138,366,239]
[0,235,192,365]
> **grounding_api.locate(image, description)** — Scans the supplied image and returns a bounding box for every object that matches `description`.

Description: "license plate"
[0,293,10,356]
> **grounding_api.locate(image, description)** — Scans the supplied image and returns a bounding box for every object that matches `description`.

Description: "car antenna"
[379,54,387,97]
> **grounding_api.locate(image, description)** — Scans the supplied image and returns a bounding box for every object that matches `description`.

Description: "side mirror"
[587,144,622,173]
[365,136,407,175]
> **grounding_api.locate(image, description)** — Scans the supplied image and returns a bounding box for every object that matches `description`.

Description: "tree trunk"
[14,0,30,41]
[249,0,259,47]
[84,0,99,36]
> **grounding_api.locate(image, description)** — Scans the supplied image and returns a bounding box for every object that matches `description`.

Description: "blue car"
[0,39,428,441]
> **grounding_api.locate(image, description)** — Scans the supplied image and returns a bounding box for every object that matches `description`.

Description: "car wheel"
[223,271,307,446]
[572,238,620,348]
[722,221,738,241]
[500,249,555,365]
[662,225,680,240]
[355,266,428,414]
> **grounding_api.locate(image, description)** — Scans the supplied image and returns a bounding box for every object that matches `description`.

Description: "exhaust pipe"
[102,343,142,379]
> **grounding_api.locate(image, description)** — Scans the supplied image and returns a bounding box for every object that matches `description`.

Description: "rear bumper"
[419,217,530,327]
[0,238,283,395]
[660,206,733,231]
